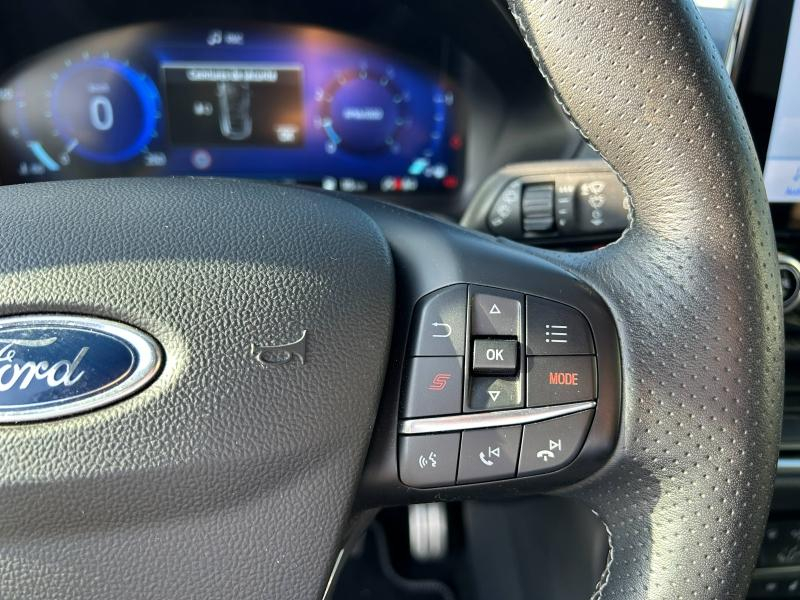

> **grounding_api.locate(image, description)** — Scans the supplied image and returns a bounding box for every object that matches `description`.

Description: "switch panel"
[466,162,630,241]
[399,284,605,488]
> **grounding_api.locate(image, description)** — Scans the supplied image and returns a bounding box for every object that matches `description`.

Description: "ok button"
[472,339,518,375]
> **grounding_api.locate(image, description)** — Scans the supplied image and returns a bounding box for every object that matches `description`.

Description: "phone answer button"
[457,425,521,484]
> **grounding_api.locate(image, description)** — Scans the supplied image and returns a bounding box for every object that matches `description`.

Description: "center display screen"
[764,0,800,202]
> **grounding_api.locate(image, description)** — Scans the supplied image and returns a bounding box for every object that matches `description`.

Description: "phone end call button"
[518,410,594,476]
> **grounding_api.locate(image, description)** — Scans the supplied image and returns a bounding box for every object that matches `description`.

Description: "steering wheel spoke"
[355,198,621,505]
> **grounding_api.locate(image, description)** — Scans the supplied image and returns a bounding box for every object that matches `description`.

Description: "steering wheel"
[0,1,783,598]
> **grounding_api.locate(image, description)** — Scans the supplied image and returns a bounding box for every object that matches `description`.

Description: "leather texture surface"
[507,1,784,598]
[0,178,394,599]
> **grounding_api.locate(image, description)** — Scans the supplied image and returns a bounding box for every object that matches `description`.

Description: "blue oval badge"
[0,315,162,423]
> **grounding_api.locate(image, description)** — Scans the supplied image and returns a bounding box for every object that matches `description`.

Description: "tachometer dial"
[316,65,410,156]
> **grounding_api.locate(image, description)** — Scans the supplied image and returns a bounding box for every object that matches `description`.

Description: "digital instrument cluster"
[0,23,463,194]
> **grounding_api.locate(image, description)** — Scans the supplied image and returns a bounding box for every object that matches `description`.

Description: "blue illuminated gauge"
[316,66,410,156]
[47,56,160,165]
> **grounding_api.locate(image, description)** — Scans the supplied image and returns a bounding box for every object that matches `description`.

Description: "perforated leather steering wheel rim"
[506,0,784,597]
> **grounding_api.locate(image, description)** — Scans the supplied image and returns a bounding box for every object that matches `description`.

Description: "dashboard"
[0,23,463,194]
[0,0,588,216]
[0,1,790,214]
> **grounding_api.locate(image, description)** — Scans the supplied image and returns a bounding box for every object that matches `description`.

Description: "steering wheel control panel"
[398,284,598,488]
[461,160,629,243]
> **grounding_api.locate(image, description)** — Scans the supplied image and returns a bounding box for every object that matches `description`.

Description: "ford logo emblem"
[0,315,162,423]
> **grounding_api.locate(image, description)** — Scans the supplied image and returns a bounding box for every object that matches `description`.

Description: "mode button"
[527,355,596,407]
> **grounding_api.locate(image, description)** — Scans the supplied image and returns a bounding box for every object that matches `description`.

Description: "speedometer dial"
[48,56,160,164]
[3,53,162,178]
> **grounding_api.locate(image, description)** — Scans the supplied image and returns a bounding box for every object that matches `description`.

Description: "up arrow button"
[471,287,522,337]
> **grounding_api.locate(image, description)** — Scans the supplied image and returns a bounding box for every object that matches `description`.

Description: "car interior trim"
[398,401,597,435]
